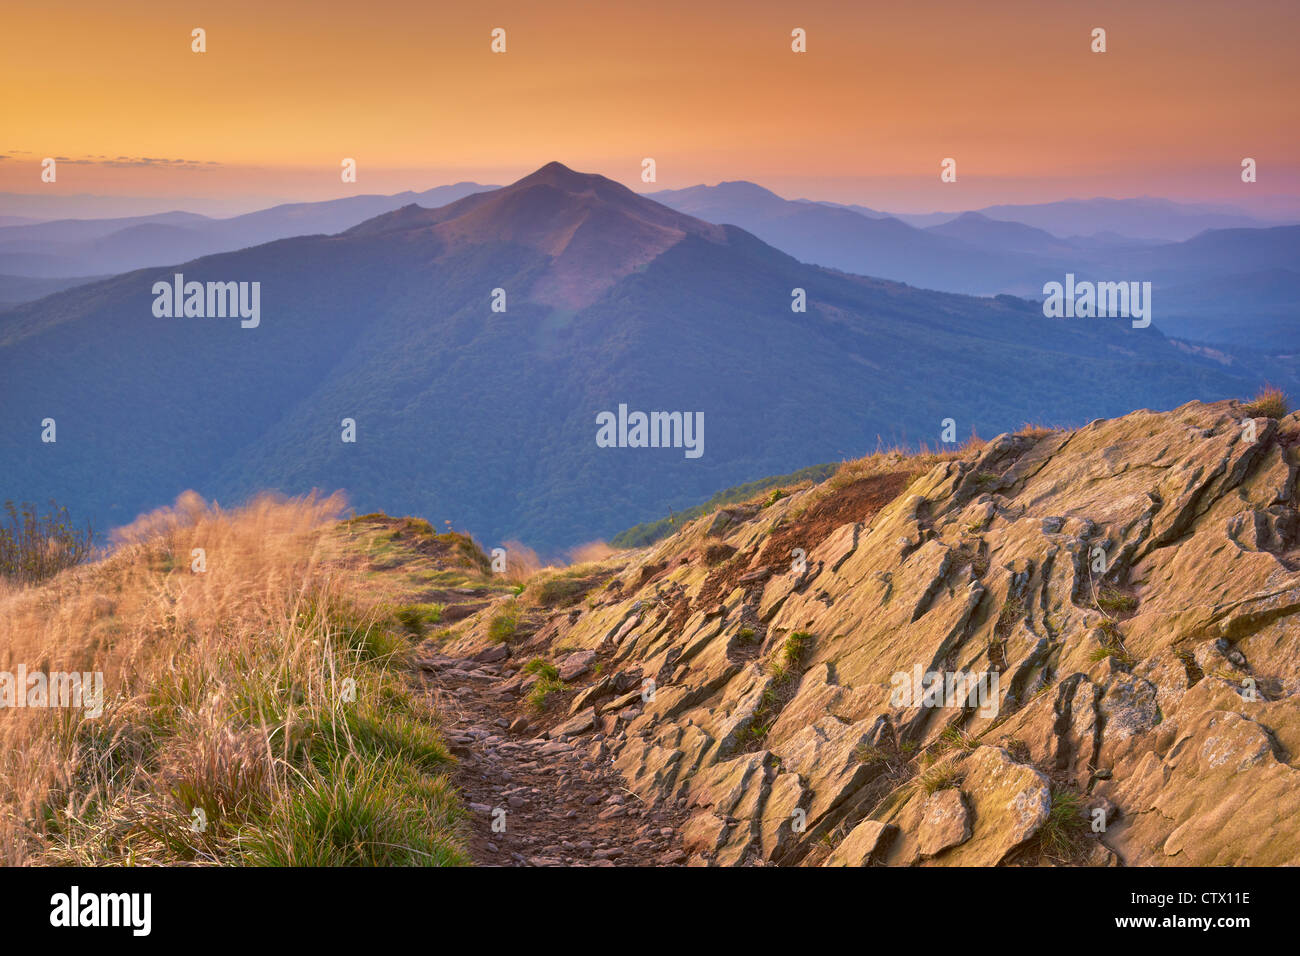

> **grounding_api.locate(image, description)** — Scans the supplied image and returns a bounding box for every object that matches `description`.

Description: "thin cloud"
[0,152,221,170]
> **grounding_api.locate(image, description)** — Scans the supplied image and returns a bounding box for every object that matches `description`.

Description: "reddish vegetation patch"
[688,469,918,620]
[637,561,668,586]
[755,470,918,569]
[693,553,758,614]
[659,597,688,635]
[701,543,735,567]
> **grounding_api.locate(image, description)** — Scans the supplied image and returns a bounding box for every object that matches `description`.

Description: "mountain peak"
[514,161,598,191]
[346,161,727,308]
[712,180,782,199]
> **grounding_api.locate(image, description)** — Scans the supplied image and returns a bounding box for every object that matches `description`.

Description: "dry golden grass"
[833,434,986,491]
[1242,385,1291,420]
[493,541,618,600]
[1015,422,1067,440]
[779,435,984,521]
[497,539,544,586]
[0,490,466,866]
[567,540,616,564]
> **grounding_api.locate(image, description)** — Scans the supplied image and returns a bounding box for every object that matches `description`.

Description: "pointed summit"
[497,160,652,211]
[346,162,727,308]
[513,161,602,191]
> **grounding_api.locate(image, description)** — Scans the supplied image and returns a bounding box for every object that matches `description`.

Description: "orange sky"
[3,0,1297,214]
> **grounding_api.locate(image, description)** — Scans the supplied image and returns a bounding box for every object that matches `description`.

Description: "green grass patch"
[1089,642,1134,667]
[1037,789,1088,860]
[735,687,780,749]
[937,726,977,754]
[1094,586,1138,615]
[298,595,405,663]
[237,753,467,866]
[526,674,566,713]
[915,763,963,795]
[488,604,519,643]
[771,631,811,681]
[393,602,444,637]
[522,657,558,681]
[854,744,889,766]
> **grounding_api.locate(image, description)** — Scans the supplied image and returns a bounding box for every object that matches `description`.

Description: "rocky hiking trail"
[416,648,690,866]
[327,516,691,866]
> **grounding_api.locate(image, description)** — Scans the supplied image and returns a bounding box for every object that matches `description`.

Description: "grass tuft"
[525,674,566,713]
[1038,789,1089,861]
[488,604,519,643]
[915,763,963,795]
[771,631,811,681]
[393,603,444,637]
[1242,385,1290,420]
[522,657,558,681]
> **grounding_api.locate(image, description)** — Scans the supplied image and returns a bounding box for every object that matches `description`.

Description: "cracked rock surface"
[436,399,1300,866]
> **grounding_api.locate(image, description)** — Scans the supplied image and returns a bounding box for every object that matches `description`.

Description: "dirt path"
[417,652,689,866]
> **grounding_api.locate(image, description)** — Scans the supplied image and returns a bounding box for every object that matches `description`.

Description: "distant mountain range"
[924,212,1081,256]
[0,182,496,278]
[0,273,103,312]
[652,181,1050,295]
[887,196,1296,240]
[649,183,1300,348]
[697,191,1293,240]
[3,180,1296,349]
[2,163,1294,549]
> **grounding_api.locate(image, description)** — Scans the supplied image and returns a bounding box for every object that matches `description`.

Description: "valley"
[3,163,1293,552]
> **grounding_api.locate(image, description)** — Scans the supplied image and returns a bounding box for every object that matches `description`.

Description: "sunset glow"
[3,0,1298,212]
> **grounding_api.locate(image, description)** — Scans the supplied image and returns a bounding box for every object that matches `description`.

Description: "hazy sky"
[3,0,1297,215]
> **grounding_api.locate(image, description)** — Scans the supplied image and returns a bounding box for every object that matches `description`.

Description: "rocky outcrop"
[917,787,971,857]
[446,400,1300,866]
